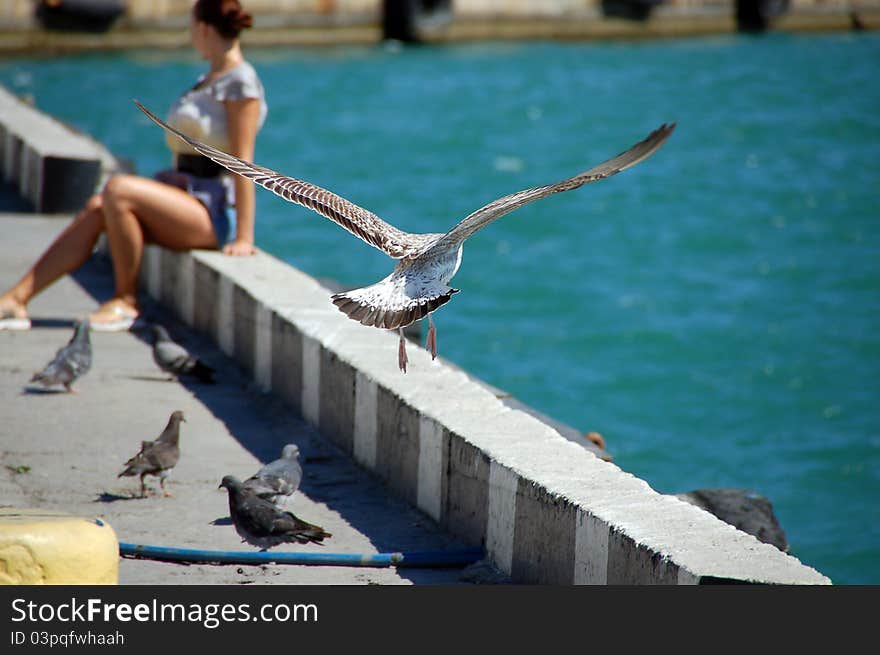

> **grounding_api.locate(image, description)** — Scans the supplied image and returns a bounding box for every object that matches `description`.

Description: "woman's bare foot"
[0,296,30,330]
[89,298,140,332]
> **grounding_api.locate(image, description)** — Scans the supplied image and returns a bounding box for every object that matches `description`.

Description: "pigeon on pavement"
[118,410,185,497]
[151,324,215,383]
[219,475,331,550]
[29,319,92,393]
[242,444,302,508]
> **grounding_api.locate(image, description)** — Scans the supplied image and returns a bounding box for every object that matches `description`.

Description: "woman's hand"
[222,239,256,256]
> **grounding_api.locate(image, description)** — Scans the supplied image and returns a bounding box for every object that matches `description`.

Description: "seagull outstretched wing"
[425,123,676,255]
[135,99,421,259]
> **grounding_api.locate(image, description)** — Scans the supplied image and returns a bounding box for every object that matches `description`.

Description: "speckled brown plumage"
[135,100,675,372]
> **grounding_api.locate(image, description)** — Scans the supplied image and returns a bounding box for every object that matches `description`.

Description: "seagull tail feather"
[331,285,458,331]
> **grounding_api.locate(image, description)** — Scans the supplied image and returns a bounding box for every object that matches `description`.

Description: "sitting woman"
[0,0,267,331]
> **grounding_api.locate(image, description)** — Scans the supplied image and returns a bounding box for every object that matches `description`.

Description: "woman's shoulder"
[214,61,264,101]
[225,60,263,86]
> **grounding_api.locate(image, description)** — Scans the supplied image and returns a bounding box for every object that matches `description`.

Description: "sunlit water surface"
[2,32,878,583]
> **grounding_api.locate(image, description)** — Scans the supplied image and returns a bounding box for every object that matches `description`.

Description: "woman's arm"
[222,97,261,256]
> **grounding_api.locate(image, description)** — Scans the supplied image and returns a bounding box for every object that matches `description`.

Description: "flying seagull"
[118,410,185,497]
[135,99,675,372]
[30,319,92,392]
[242,444,302,508]
[150,324,215,383]
[219,475,331,550]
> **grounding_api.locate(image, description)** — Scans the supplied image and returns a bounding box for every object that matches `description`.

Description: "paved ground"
[0,213,495,585]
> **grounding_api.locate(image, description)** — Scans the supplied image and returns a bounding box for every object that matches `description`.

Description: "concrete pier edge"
[1,84,832,586]
[0,86,118,213]
[139,245,830,585]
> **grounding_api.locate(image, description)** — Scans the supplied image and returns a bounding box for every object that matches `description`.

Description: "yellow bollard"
[0,508,118,585]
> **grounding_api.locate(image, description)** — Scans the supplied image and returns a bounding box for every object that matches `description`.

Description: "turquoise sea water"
[2,32,877,584]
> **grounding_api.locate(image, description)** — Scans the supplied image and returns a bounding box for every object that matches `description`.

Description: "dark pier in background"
[382,0,453,42]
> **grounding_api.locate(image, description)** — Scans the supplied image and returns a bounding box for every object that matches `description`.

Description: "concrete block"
[512,480,577,584]
[0,85,111,213]
[353,370,378,469]
[319,347,356,454]
[606,527,682,585]
[444,434,489,547]
[254,302,273,392]
[416,416,446,523]
[0,508,118,585]
[19,143,37,203]
[375,387,420,506]
[160,248,180,310]
[32,152,101,214]
[301,334,321,426]
[142,244,162,301]
[574,509,610,584]
[192,258,220,337]
[176,253,195,326]
[486,461,518,575]
[0,121,8,180]
[218,275,235,356]
[233,284,257,377]
[271,312,303,413]
[677,569,701,585]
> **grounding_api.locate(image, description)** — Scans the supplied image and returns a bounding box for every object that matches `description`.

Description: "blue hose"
[119,542,484,569]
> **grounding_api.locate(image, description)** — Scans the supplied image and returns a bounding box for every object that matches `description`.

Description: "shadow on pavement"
[69,254,479,585]
[29,317,78,329]
[95,492,143,503]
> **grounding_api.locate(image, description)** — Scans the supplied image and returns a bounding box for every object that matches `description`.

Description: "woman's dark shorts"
[154,170,231,247]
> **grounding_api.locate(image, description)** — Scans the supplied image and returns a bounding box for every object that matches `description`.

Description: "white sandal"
[0,307,31,331]
[89,304,140,332]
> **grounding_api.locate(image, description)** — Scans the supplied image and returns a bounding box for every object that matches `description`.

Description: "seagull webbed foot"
[398,328,408,373]
[426,315,438,360]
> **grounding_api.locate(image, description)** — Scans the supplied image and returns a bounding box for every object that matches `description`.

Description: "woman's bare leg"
[0,195,105,318]
[1,174,219,324]
[94,174,217,318]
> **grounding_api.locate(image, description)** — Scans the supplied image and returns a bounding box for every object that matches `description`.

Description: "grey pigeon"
[118,410,185,497]
[151,325,215,383]
[30,319,92,392]
[242,444,302,508]
[219,475,331,550]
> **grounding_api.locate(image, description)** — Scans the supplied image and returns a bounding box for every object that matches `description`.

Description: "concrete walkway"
[0,213,488,585]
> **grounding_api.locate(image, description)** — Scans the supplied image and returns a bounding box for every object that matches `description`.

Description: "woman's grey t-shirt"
[164,61,267,212]
[166,61,267,154]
